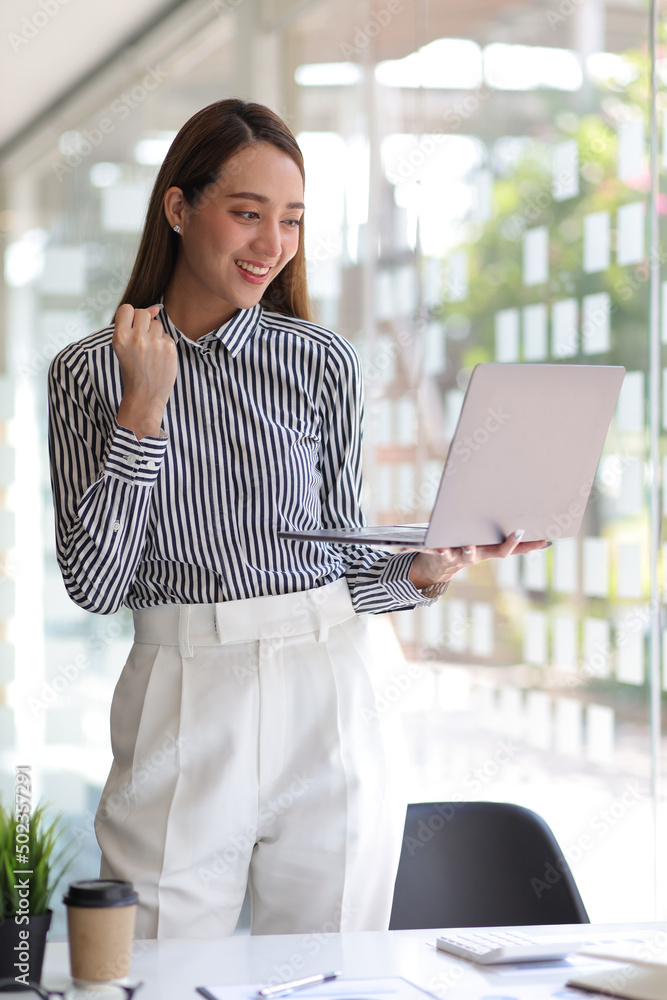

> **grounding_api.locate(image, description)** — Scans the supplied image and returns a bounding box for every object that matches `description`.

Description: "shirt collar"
[160,303,263,357]
[212,303,263,356]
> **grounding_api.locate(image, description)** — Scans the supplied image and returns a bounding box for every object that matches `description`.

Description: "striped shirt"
[48,304,433,616]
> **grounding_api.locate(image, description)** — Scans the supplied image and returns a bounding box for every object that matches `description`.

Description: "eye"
[234,211,260,220]
[283,218,303,228]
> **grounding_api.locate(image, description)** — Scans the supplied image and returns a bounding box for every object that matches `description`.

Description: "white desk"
[38,923,664,1000]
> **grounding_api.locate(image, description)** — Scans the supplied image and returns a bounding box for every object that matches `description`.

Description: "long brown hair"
[119,99,311,321]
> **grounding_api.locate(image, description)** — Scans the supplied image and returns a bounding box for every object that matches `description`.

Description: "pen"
[256,971,342,998]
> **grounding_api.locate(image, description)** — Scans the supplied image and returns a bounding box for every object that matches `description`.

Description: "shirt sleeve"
[318,335,442,614]
[48,345,168,615]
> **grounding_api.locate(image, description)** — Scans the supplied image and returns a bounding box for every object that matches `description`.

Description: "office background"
[0,0,665,935]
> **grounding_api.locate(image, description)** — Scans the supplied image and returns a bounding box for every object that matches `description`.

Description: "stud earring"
[173,225,181,234]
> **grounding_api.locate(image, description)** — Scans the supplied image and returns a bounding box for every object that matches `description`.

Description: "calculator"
[436,929,586,965]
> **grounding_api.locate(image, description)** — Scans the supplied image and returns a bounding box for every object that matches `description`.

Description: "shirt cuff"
[103,421,169,484]
[379,550,447,607]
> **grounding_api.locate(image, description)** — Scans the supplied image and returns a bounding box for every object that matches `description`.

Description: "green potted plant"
[0,803,74,989]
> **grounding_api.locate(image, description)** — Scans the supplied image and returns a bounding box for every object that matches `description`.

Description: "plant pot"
[0,910,52,991]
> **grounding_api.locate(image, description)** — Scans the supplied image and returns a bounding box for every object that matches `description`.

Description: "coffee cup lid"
[63,879,139,908]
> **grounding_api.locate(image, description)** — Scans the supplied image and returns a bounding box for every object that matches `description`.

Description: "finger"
[148,316,166,339]
[435,547,469,569]
[113,305,155,344]
[130,307,159,334]
[147,303,162,319]
[514,539,552,554]
[497,529,525,557]
[113,303,135,331]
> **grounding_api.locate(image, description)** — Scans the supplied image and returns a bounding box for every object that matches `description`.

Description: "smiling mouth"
[235,259,271,276]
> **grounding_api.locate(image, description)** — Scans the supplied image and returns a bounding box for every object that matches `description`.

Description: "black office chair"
[389,801,589,929]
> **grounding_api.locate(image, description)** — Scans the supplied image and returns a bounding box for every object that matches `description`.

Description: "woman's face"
[166,142,304,318]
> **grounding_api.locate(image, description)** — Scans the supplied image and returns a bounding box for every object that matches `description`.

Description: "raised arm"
[47,306,177,614]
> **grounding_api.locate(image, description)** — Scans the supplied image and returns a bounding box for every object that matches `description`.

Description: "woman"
[48,99,545,940]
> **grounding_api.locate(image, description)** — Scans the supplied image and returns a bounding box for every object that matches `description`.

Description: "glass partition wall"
[0,0,665,934]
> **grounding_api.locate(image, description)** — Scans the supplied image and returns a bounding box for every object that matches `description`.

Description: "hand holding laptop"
[407,527,550,592]
[409,528,551,590]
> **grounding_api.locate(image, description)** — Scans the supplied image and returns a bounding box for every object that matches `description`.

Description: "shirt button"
[112,521,121,532]
[147,460,156,471]
[123,454,137,466]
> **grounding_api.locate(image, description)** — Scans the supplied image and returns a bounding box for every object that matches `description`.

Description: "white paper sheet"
[583,537,609,597]
[447,248,468,301]
[422,322,447,376]
[495,307,520,361]
[553,538,577,593]
[524,610,547,665]
[523,225,548,286]
[196,979,439,1000]
[583,617,611,679]
[523,548,548,591]
[617,201,645,266]
[551,297,578,357]
[553,616,578,671]
[523,302,548,360]
[471,168,493,221]
[583,210,611,273]
[617,458,644,516]
[496,551,519,589]
[615,628,644,685]
[618,118,645,180]
[582,292,611,354]
[617,543,643,599]
[616,371,644,431]
[553,139,579,200]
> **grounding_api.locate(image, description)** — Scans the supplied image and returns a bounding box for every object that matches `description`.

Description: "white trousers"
[95,579,408,939]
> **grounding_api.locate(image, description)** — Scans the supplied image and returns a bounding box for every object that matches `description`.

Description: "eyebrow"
[225,191,305,210]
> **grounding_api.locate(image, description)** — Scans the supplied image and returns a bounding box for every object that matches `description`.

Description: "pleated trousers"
[95,578,409,939]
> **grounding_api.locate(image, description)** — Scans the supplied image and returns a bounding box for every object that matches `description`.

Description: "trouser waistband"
[132,578,355,658]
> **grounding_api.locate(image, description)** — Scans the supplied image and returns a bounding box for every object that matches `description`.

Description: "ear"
[164,186,186,230]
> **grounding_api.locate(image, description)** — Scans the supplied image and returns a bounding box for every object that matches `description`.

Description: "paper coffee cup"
[63,879,139,983]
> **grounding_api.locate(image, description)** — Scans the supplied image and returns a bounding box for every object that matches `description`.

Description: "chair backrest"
[389,801,589,930]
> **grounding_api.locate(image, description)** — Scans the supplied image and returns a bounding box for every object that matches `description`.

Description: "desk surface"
[37,923,665,1000]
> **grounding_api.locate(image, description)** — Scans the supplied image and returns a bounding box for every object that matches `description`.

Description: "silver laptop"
[278,363,625,549]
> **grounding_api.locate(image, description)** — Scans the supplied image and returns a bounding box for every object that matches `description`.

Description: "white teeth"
[235,259,270,276]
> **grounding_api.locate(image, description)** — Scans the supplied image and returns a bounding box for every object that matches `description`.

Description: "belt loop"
[308,590,330,643]
[178,605,194,659]
[213,604,224,645]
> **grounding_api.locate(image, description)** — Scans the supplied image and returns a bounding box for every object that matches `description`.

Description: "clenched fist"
[113,304,178,440]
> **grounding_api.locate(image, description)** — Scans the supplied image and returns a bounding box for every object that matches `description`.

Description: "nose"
[249,218,283,260]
